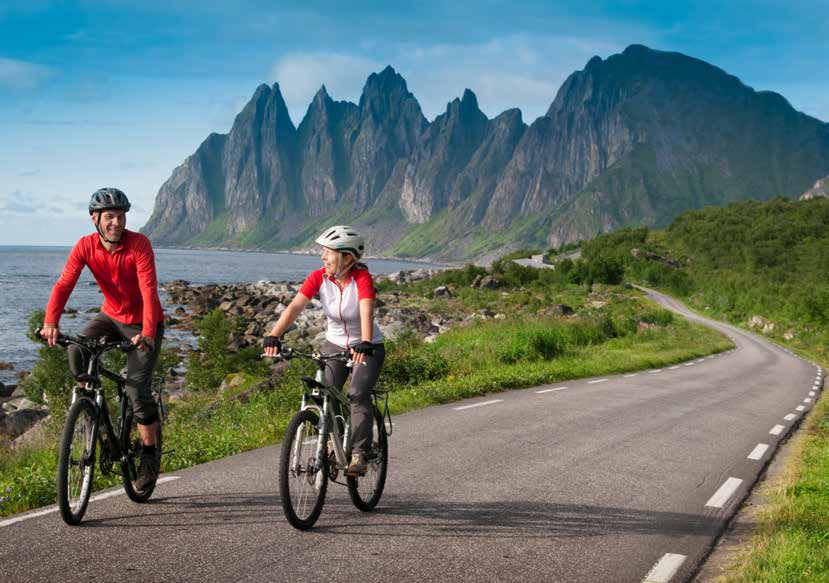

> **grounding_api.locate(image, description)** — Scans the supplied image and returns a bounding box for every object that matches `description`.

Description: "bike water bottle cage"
[301,376,326,390]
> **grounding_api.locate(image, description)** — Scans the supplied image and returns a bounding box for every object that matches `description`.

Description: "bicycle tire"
[347,409,388,511]
[279,409,328,530]
[121,408,163,503]
[57,398,98,525]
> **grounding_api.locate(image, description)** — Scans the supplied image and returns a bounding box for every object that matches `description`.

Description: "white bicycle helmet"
[315,225,365,259]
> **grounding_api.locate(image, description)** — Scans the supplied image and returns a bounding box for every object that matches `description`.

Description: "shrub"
[186,310,268,391]
[382,329,449,386]
[20,310,73,417]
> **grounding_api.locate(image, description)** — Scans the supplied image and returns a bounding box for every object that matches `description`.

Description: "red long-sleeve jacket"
[45,230,164,337]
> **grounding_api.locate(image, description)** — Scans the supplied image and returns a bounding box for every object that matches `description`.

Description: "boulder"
[433,286,452,298]
[551,303,574,316]
[11,415,52,449]
[748,315,775,334]
[472,275,500,289]
[1,408,48,440]
[218,373,248,395]
[0,382,14,398]
[0,361,14,370]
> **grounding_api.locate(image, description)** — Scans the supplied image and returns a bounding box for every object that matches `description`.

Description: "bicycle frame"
[298,360,353,474]
[63,336,136,470]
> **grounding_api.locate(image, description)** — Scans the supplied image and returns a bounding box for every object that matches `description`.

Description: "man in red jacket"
[41,188,165,490]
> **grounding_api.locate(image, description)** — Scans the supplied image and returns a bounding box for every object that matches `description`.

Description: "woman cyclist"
[263,226,384,476]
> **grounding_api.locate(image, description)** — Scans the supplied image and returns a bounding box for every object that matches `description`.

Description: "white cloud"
[395,34,627,121]
[270,52,384,124]
[0,189,77,217]
[0,57,54,90]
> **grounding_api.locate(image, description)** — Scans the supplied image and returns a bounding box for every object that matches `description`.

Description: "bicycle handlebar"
[34,327,137,353]
[261,345,352,366]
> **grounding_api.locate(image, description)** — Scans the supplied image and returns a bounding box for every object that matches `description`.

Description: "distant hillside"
[580,197,829,353]
[142,45,829,260]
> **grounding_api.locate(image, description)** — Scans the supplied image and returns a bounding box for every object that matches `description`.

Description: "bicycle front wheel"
[347,410,388,511]
[57,398,98,525]
[279,409,328,530]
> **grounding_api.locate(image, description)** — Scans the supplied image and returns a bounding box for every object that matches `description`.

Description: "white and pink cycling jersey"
[299,267,384,349]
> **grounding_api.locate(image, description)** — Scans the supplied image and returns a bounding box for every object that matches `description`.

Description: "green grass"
[716,385,829,582]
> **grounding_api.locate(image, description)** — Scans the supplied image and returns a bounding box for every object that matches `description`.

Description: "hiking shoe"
[134,451,160,490]
[346,453,367,476]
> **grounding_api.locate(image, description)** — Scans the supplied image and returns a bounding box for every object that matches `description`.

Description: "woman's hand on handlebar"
[351,341,374,365]
[263,335,282,358]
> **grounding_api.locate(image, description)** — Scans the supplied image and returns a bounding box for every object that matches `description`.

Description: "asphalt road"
[1,288,823,583]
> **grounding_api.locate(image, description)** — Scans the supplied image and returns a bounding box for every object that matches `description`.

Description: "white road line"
[650,369,663,374]
[454,399,503,411]
[0,476,181,528]
[536,386,568,394]
[696,359,705,363]
[588,378,608,384]
[669,366,680,370]
[804,398,812,404]
[748,443,769,460]
[784,413,796,421]
[809,391,816,397]
[643,553,687,583]
[624,373,639,378]
[684,362,695,367]
[769,425,785,436]
[706,477,743,508]
[797,405,805,411]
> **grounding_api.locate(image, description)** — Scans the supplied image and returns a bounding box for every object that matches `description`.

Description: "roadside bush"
[640,308,675,327]
[20,310,73,417]
[496,324,568,364]
[382,329,449,386]
[186,310,268,391]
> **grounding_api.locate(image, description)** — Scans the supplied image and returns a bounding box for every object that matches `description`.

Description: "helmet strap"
[334,252,354,280]
[94,212,120,245]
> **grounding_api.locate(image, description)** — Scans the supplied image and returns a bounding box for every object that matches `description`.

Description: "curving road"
[1,288,823,583]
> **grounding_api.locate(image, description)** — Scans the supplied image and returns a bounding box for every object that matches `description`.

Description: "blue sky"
[1,1,827,245]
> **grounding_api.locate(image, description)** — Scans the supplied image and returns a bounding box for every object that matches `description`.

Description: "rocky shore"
[161,268,459,349]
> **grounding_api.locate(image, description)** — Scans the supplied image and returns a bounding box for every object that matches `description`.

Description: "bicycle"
[268,346,392,530]
[35,328,165,525]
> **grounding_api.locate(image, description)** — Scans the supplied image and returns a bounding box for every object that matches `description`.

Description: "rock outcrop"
[800,175,829,200]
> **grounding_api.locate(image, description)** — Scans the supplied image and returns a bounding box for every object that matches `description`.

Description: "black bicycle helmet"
[88,187,131,215]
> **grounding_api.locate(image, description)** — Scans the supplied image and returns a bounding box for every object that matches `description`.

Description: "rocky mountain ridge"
[142,45,829,260]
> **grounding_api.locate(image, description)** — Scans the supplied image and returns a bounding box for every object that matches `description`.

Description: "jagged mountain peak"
[360,65,413,108]
[233,81,295,131]
[313,84,330,100]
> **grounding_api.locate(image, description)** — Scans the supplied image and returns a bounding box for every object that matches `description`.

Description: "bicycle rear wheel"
[279,409,328,530]
[121,408,163,503]
[347,410,388,511]
[57,398,98,525]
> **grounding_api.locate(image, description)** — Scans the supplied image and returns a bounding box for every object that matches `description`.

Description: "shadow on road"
[81,492,281,528]
[313,495,721,539]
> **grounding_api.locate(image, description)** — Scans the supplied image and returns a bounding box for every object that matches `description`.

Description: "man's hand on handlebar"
[263,335,282,358]
[40,323,60,347]
[131,333,154,352]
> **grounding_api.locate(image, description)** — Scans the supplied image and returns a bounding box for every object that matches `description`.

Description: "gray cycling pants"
[321,340,385,456]
[68,313,164,425]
